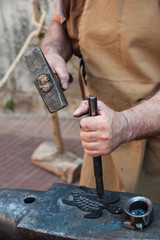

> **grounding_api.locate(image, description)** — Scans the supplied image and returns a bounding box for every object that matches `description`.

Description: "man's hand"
[43,49,69,90]
[73,100,128,157]
[41,21,72,90]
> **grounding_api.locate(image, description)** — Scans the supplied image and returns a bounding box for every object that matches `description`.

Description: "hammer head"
[23,46,68,113]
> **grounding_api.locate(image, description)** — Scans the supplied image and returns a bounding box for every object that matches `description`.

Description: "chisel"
[88,95,104,200]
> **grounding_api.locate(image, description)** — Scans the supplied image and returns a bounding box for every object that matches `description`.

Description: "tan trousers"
[77,0,160,204]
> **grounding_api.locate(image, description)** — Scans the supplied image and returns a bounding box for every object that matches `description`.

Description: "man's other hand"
[73,100,128,157]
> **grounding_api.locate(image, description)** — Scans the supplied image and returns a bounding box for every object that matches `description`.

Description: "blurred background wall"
[0,0,82,118]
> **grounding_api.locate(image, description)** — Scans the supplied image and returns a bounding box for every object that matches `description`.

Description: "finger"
[80,130,98,142]
[84,143,109,157]
[45,54,69,90]
[73,100,89,117]
[80,116,99,131]
[82,141,99,151]
[54,62,69,90]
[84,149,101,157]
[44,54,57,73]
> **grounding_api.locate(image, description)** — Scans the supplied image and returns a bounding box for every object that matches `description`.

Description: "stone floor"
[0,113,83,191]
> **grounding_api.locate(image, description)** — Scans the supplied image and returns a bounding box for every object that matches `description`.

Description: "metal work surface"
[0,183,160,240]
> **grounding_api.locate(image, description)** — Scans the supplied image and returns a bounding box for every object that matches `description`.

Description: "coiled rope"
[0,10,46,88]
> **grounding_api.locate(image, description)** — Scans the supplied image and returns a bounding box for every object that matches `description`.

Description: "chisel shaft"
[88,95,104,199]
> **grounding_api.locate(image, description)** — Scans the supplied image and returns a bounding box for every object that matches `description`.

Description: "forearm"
[41,21,72,61]
[40,19,72,89]
[122,91,160,142]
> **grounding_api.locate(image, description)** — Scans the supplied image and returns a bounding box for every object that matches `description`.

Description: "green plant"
[5,99,15,111]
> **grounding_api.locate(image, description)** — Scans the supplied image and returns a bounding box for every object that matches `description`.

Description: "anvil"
[0,183,160,240]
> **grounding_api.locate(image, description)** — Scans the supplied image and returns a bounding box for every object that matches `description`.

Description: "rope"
[0,10,46,89]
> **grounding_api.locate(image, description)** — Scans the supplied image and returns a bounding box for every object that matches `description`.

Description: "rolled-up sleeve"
[52,0,66,24]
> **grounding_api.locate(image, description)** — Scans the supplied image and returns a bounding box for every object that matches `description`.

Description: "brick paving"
[0,113,83,191]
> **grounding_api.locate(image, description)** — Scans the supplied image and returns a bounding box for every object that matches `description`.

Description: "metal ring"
[123,196,154,231]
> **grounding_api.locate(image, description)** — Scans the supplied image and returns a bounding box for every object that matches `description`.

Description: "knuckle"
[80,131,88,141]
[81,141,86,149]
[99,119,107,131]
[81,119,89,131]
[80,100,88,109]
[99,133,108,142]
[80,118,85,127]
[100,129,111,140]
[80,131,83,139]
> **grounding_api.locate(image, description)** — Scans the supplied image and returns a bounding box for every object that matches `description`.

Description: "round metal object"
[38,74,52,92]
[123,196,154,231]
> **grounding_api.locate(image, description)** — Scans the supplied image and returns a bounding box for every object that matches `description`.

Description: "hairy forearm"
[41,22,72,61]
[73,91,160,156]
[122,91,160,142]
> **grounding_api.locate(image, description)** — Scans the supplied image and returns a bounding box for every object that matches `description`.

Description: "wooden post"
[32,1,64,154]
[50,112,64,154]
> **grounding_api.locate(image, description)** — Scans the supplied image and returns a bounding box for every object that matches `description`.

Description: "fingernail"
[73,109,79,116]
[62,82,68,89]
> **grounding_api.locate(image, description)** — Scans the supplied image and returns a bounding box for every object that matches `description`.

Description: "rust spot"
[38,74,52,93]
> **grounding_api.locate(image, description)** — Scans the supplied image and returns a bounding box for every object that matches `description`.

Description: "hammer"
[23,47,68,154]
[23,46,68,113]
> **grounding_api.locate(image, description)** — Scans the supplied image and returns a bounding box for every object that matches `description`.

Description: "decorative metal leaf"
[62,186,122,219]
[62,199,76,206]
[84,208,103,219]
[72,193,101,212]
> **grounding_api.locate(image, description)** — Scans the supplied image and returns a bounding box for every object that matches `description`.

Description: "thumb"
[73,100,89,117]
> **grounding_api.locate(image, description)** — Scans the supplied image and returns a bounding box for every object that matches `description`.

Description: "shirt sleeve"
[52,0,66,24]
